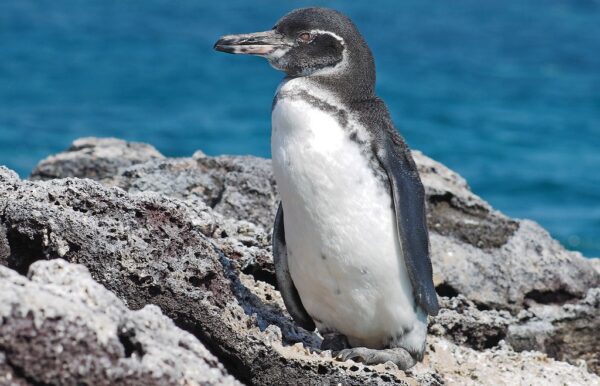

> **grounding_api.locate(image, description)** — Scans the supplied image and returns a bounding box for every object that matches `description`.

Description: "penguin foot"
[321,333,351,351]
[335,347,416,370]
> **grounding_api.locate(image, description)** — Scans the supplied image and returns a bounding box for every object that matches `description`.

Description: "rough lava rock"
[507,288,600,374]
[0,259,239,386]
[412,337,598,386]
[412,151,599,310]
[1,166,412,385]
[109,151,279,231]
[32,138,598,312]
[0,137,598,385]
[30,137,164,181]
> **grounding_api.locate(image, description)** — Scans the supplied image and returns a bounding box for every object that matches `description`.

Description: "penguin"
[214,7,439,370]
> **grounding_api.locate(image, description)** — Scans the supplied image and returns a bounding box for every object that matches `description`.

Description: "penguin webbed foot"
[335,347,417,370]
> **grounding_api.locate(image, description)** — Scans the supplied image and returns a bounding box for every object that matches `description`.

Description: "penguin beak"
[214,30,289,56]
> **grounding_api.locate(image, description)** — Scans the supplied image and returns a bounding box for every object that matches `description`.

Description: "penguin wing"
[376,127,440,316]
[273,203,316,330]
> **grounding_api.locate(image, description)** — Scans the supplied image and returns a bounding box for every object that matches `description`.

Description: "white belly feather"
[271,80,426,349]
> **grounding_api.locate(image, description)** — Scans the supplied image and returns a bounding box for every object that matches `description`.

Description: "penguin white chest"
[271,93,422,348]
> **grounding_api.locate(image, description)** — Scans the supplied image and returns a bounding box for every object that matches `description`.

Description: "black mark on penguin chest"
[274,89,390,191]
[275,89,349,128]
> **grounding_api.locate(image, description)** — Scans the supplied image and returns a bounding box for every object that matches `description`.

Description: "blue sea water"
[0,1,599,256]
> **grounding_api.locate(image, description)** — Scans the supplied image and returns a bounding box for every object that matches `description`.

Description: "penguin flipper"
[273,203,316,330]
[377,130,440,316]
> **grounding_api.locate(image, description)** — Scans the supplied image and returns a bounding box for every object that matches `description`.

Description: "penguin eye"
[297,32,313,43]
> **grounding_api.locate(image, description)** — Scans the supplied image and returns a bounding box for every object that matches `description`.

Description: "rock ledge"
[0,137,597,385]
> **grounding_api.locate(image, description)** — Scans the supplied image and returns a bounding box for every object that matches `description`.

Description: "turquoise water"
[1,1,599,256]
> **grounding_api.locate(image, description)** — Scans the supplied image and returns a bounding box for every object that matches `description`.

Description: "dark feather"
[353,98,440,316]
[272,203,316,330]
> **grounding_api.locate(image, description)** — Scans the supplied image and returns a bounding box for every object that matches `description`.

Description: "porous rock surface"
[32,139,598,312]
[0,137,597,385]
[507,288,600,374]
[2,166,403,385]
[31,137,164,181]
[0,259,238,386]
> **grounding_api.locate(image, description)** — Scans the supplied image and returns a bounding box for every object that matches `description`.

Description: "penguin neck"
[288,46,376,103]
[312,72,375,103]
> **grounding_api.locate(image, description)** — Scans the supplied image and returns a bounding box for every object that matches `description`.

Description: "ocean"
[0,1,599,256]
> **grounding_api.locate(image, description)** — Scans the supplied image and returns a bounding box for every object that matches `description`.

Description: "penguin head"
[214,7,374,85]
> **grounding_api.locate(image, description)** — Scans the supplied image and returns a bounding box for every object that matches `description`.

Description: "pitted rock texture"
[413,151,519,249]
[411,150,599,311]
[0,137,597,384]
[32,139,278,231]
[30,138,599,312]
[412,337,599,386]
[0,167,414,385]
[30,137,164,181]
[429,296,516,350]
[111,151,279,230]
[507,288,600,374]
[0,259,239,386]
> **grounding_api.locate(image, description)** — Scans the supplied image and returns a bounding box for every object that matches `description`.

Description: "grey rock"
[0,352,29,386]
[7,138,600,383]
[0,259,239,386]
[112,151,278,230]
[0,222,9,263]
[412,337,599,386]
[429,220,598,311]
[32,139,598,312]
[0,168,414,385]
[508,288,600,374]
[413,150,599,311]
[413,150,519,249]
[30,137,164,181]
[429,295,516,350]
[31,138,277,230]
[430,292,600,376]
[591,258,600,275]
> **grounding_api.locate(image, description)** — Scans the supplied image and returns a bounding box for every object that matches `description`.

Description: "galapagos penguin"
[214,7,439,369]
